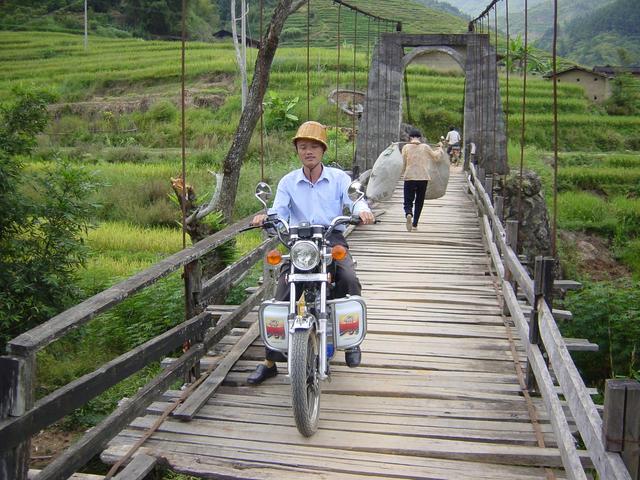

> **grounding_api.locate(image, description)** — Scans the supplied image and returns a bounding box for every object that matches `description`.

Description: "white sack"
[425,148,449,199]
[365,144,403,202]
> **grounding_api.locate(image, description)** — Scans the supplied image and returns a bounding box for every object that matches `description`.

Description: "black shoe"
[345,346,361,368]
[247,363,277,385]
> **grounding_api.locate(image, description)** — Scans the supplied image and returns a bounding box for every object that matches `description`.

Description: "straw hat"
[292,121,328,151]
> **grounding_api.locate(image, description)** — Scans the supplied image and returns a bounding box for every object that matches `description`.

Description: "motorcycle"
[248,181,368,437]
[440,136,461,166]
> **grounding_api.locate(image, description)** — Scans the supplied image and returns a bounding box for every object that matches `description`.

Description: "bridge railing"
[0,213,276,480]
[467,164,636,480]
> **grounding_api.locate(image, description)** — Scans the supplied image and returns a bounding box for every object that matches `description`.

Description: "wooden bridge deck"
[103,169,572,479]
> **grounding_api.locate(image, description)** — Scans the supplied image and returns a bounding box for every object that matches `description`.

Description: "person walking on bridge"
[401,129,442,232]
[246,121,375,385]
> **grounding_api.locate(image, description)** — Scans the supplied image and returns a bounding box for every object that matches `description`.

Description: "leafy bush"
[616,238,640,278]
[605,73,640,116]
[147,100,178,123]
[561,281,640,384]
[416,107,462,143]
[0,89,97,347]
[263,91,299,131]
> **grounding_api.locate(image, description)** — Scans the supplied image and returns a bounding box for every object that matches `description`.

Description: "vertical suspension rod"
[551,0,559,256]
[307,0,311,120]
[352,10,358,164]
[335,3,341,164]
[517,0,529,239]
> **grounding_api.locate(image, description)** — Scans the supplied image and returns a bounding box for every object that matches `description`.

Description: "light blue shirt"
[268,166,371,230]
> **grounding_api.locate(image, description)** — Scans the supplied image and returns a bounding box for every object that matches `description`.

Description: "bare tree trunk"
[241,0,248,105]
[217,0,297,222]
[231,0,248,109]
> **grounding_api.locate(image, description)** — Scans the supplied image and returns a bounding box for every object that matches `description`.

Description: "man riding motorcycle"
[247,121,375,385]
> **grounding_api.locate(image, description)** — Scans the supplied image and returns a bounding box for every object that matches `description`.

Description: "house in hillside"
[593,65,640,78]
[544,66,612,103]
[212,30,260,48]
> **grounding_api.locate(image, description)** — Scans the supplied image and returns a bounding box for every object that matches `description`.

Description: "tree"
[231,0,249,109]
[216,0,307,222]
[504,34,543,74]
[0,89,97,348]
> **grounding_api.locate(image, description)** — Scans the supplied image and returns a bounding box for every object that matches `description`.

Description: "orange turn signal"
[331,244,348,261]
[266,249,282,266]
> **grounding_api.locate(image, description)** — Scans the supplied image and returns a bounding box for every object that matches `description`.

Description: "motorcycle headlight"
[290,240,320,271]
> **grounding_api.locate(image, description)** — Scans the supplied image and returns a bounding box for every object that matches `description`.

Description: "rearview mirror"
[254,182,272,210]
[348,180,365,205]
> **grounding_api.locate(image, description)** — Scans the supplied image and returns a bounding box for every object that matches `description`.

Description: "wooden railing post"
[184,260,202,320]
[502,220,519,316]
[494,195,504,222]
[0,354,35,480]
[526,256,554,392]
[184,259,203,379]
[484,174,494,200]
[604,379,640,479]
[477,167,486,188]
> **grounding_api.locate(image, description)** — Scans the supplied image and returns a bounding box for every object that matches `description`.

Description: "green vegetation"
[0,0,467,45]
[1,18,638,469]
[562,281,640,383]
[0,88,97,348]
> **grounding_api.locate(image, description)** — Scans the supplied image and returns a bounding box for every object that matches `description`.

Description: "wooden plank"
[33,343,205,480]
[564,338,599,352]
[125,414,587,468]
[200,236,278,304]
[0,354,34,480]
[623,383,640,479]
[538,301,632,480]
[28,470,103,480]
[0,312,212,450]
[113,453,157,480]
[104,436,569,480]
[500,246,590,480]
[173,322,259,420]
[553,280,582,291]
[7,212,258,355]
[481,214,505,280]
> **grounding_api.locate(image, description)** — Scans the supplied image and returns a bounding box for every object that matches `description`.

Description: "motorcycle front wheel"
[290,328,321,437]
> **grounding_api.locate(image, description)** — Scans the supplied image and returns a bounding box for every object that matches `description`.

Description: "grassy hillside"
[280,0,468,47]
[0,0,468,44]
[2,31,638,456]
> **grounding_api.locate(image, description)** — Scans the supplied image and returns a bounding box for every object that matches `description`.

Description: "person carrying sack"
[401,129,440,232]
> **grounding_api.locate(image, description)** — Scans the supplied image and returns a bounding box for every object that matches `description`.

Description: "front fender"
[290,314,316,332]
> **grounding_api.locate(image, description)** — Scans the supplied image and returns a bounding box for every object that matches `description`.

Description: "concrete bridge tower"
[355,33,508,175]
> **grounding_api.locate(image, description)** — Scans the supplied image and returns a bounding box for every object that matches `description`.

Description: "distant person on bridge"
[445,126,461,155]
[246,121,375,385]
[401,129,443,232]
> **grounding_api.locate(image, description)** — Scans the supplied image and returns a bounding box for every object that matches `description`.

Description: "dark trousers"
[265,235,361,362]
[403,180,428,227]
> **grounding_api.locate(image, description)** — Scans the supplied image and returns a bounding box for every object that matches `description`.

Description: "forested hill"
[535,0,640,67]
[0,0,467,43]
